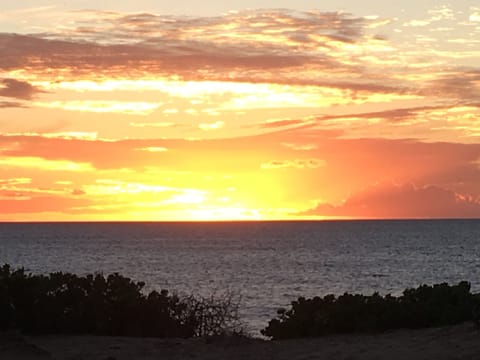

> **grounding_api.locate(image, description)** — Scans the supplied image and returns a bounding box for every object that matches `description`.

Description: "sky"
[0,1,479,221]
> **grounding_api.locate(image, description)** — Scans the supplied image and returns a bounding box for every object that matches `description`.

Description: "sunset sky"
[1,1,480,221]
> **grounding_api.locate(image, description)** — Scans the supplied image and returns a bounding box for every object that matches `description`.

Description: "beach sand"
[2,322,479,360]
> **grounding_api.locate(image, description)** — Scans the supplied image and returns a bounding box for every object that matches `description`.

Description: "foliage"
[0,264,241,338]
[262,282,480,339]
[3,263,478,340]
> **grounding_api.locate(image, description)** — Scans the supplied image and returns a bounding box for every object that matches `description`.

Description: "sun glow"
[1,5,480,221]
[188,206,263,221]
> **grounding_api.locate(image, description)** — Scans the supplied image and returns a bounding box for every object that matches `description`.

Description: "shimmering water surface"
[1,220,479,333]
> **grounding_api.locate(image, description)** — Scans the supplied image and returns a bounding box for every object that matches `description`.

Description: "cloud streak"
[0,101,26,108]
[261,158,325,169]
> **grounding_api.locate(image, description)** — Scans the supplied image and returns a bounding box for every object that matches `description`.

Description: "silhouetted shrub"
[0,264,241,338]
[182,291,243,337]
[262,282,480,339]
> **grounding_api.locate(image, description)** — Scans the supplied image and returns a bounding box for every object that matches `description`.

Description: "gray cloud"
[424,70,480,100]
[0,33,333,76]
[0,9,478,104]
[0,78,42,100]
[316,105,453,123]
[307,103,480,131]
[73,9,368,45]
[0,10,372,80]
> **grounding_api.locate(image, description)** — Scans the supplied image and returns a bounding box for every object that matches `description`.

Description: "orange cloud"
[302,182,480,219]
[0,128,479,220]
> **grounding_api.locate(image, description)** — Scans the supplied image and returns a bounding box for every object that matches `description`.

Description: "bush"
[0,264,241,338]
[182,291,243,337]
[262,282,480,339]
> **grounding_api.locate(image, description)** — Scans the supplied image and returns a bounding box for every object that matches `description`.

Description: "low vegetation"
[0,264,242,337]
[262,282,480,339]
[2,264,479,340]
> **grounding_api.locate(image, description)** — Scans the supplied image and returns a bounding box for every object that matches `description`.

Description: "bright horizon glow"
[0,2,480,221]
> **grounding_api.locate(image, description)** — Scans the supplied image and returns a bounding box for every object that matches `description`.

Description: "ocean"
[1,220,479,334]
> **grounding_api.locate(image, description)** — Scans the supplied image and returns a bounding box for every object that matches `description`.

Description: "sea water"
[1,220,479,333]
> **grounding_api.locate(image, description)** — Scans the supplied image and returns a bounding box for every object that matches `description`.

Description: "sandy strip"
[2,322,479,360]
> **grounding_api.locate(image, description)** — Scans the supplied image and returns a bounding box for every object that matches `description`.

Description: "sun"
[187,207,263,221]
